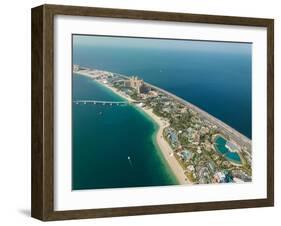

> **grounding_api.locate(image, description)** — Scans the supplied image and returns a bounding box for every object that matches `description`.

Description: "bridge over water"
[73,100,136,106]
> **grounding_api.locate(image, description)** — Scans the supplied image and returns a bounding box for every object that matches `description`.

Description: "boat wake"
[128,156,133,168]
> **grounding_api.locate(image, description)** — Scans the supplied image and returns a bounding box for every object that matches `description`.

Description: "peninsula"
[73,65,252,185]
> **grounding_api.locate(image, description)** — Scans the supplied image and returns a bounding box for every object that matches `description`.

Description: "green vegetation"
[88,69,252,184]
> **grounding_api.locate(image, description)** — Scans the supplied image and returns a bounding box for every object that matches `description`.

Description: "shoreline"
[141,107,191,185]
[75,70,251,145]
[75,72,190,185]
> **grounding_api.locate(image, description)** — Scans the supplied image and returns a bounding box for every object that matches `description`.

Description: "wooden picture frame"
[31,4,274,221]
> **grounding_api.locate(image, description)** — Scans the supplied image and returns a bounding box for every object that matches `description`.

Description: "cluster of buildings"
[123,76,151,94]
[176,149,192,162]
[164,127,180,149]
[120,75,251,184]
[213,171,234,183]
[137,87,252,184]
[74,65,252,185]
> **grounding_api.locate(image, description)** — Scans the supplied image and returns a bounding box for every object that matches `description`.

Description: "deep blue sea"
[73,37,252,138]
[72,36,252,190]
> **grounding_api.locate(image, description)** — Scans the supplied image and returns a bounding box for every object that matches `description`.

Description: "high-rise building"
[123,76,150,94]
[130,76,143,92]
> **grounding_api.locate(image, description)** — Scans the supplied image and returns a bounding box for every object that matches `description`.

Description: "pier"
[73,100,133,106]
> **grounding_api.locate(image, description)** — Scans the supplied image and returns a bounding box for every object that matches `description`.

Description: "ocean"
[72,36,252,190]
[72,75,178,189]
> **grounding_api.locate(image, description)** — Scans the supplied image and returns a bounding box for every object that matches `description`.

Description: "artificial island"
[73,64,252,185]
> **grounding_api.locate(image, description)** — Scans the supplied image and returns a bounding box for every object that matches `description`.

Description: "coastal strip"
[144,108,190,184]
[73,65,252,184]
[116,74,251,149]
[77,72,189,184]
[75,68,251,147]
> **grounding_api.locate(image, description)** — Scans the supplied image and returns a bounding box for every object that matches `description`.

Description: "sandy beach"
[75,71,190,184]
[141,108,190,184]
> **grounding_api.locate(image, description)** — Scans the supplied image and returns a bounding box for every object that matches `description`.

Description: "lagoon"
[213,135,242,164]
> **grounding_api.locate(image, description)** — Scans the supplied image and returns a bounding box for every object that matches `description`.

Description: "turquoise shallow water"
[72,74,177,190]
[214,135,242,164]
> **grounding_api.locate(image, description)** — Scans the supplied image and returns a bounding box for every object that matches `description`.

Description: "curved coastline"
[73,63,252,186]
[76,73,189,184]
[140,107,190,184]
[134,107,179,185]
[102,84,189,184]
